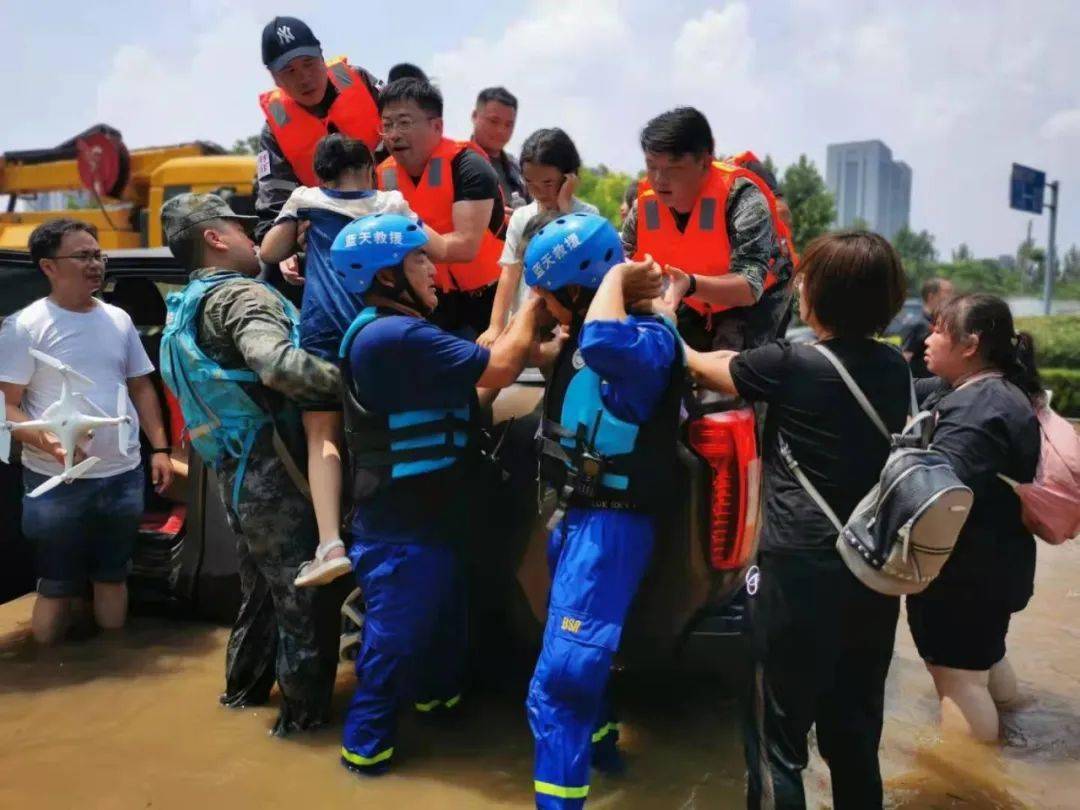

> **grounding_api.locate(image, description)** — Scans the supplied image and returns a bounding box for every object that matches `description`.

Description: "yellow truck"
[0,124,256,250]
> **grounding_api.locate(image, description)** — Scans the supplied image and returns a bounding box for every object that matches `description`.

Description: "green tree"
[938,258,1019,296]
[576,165,638,225]
[230,135,261,155]
[952,243,973,262]
[892,226,937,290]
[761,154,779,181]
[1061,244,1080,282]
[1017,227,1044,284]
[850,217,871,232]
[780,155,835,252]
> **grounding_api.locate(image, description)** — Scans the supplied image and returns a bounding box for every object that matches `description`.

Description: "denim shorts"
[22,466,145,598]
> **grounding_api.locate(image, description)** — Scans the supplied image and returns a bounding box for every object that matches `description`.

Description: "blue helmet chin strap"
[372,263,434,319]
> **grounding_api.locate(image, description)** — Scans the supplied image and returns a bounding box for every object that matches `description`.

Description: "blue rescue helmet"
[523,212,625,292]
[331,213,428,295]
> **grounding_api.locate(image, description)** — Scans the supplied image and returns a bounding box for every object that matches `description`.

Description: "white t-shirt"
[0,298,153,478]
[275,186,414,223]
[499,198,600,266]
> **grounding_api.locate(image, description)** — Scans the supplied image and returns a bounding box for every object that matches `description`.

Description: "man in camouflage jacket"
[162,193,341,736]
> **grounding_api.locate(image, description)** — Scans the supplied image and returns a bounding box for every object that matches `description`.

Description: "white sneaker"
[294,539,352,587]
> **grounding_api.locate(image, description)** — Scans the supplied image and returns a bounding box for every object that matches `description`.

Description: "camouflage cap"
[161,193,257,243]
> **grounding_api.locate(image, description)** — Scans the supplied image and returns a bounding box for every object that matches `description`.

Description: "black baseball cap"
[262,16,322,73]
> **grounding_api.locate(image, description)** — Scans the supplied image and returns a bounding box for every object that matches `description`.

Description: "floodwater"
[0,545,1077,809]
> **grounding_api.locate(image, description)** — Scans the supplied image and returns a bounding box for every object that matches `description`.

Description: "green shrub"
[1015,314,1080,370]
[1042,368,1080,417]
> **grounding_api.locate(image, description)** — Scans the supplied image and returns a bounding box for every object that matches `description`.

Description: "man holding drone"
[0,219,172,645]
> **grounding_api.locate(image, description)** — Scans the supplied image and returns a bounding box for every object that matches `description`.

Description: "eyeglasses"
[379,116,436,136]
[51,251,109,266]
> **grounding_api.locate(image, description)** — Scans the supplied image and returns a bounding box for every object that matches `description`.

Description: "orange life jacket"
[727,151,799,269]
[376,138,504,292]
[258,57,381,187]
[636,162,780,315]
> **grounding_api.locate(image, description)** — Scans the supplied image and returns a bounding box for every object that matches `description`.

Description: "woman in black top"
[906,293,1041,741]
[688,231,909,810]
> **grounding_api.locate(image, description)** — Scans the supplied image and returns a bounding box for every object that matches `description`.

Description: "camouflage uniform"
[621,177,791,351]
[190,267,343,735]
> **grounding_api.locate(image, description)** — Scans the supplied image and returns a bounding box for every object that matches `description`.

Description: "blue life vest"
[160,272,303,510]
[539,316,684,512]
[338,307,476,501]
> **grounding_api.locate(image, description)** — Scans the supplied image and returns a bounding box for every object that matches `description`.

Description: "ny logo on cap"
[276,25,294,45]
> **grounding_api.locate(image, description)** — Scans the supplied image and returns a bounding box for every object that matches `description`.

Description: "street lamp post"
[1043,180,1059,316]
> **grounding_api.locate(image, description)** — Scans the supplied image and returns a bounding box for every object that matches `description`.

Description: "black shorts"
[906,589,1013,671]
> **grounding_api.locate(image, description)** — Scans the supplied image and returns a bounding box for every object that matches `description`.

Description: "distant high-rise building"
[826,140,912,238]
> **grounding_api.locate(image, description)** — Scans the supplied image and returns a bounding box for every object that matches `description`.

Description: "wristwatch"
[686,274,697,297]
[150,447,172,455]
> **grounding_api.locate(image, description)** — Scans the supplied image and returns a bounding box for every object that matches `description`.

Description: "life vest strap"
[348,441,469,469]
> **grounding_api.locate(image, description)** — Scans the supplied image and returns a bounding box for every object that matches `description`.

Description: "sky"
[4,0,1079,260]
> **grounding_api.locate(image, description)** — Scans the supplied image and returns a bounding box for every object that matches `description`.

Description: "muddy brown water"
[0,543,1077,809]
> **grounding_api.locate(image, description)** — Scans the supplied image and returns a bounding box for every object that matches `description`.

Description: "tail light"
[688,408,761,570]
[163,388,187,447]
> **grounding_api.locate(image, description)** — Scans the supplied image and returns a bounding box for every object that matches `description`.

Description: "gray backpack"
[779,344,974,596]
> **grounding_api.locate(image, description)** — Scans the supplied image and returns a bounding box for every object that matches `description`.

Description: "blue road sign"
[1010,163,1045,214]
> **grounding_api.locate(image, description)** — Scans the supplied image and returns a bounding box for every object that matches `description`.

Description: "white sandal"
[294,540,352,588]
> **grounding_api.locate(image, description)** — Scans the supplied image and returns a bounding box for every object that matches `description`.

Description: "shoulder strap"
[776,433,845,533]
[338,306,380,360]
[810,343,893,441]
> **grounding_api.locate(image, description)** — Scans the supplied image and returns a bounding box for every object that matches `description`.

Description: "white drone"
[0,349,133,498]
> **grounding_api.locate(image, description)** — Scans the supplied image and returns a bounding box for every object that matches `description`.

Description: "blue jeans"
[22,466,144,597]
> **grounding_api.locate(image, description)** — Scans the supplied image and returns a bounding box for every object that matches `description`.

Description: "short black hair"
[640,107,714,159]
[313,134,374,183]
[623,180,640,207]
[920,277,949,303]
[476,86,518,111]
[519,128,581,175]
[387,63,427,83]
[800,231,906,338]
[740,158,780,195]
[378,77,443,117]
[28,219,98,272]
[167,220,226,272]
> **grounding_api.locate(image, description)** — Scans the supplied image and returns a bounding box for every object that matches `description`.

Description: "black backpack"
[779,344,974,596]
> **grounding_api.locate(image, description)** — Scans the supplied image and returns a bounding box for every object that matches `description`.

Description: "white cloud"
[65,0,1080,258]
[671,5,753,91]
[1041,109,1080,139]
[95,1,267,148]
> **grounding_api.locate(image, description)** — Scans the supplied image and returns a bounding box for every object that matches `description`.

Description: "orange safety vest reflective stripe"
[258,57,381,187]
[376,138,504,293]
[727,151,799,269]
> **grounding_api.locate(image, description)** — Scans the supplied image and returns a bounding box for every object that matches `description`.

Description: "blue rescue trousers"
[527,507,655,808]
[341,540,466,771]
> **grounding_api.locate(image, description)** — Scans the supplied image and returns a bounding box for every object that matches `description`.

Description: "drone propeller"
[29,349,94,389]
[116,385,132,454]
[26,456,100,498]
[0,389,9,464]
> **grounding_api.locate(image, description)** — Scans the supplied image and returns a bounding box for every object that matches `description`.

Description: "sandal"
[294,540,353,588]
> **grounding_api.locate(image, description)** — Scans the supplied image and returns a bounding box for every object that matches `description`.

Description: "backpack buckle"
[573,451,606,499]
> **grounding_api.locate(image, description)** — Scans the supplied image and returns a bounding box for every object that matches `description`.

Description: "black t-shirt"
[730,338,910,553]
[407,150,503,237]
[901,312,932,378]
[915,376,1039,607]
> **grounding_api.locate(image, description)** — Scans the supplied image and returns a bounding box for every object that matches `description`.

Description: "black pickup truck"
[0,248,761,671]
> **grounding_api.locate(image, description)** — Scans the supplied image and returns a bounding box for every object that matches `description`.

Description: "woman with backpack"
[685,231,909,809]
[906,293,1042,742]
